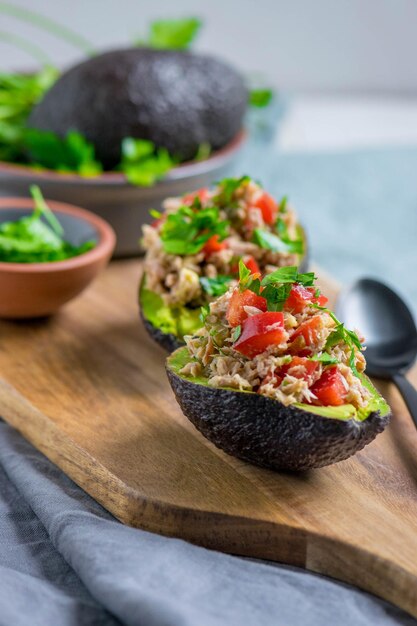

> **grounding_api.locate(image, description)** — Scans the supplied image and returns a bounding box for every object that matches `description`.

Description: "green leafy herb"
[137,17,202,50]
[194,142,211,161]
[119,137,175,186]
[200,275,233,297]
[160,205,228,255]
[261,266,316,287]
[238,259,261,294]
[240,266,315,312]
[279,196,288,213]
[200,304,210,324]
[24,129,102,175]
[0,185,95,263]
[311,303,362,377]
[232,325,242,342]
[253,227,303,255]
[0,66,58,161]
[149,209,162,219]
[214,175,251,206]
[249,88,273,108]
[309,353,339,365]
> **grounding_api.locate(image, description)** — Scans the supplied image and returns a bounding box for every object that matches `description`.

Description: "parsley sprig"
[311,303,362,377]
[238,263,316,312]
[160,205,228,255]
[200,275,233,297]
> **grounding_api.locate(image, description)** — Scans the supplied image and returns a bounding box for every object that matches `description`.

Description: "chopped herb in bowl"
[0,186,95,263]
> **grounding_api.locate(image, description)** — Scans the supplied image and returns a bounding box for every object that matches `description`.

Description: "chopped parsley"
[119,138,176,186]
[249,88,274,108]
[231,325,242,342]
[24,129,102,176]
[252,227,303,255]
[309,353,339,365]
[0,185,95,263]
[160,205,228,256]
[213,175,251,206]
[139,18,202,50]
[200,275,233,297]
[311,304,363,377]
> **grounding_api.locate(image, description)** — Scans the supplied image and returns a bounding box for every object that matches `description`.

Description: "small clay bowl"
[0,197,116,318]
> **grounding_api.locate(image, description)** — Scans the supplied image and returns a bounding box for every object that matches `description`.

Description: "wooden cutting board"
[0,259,416,618]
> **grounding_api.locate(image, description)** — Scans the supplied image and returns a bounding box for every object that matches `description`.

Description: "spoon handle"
[393,373,417,429]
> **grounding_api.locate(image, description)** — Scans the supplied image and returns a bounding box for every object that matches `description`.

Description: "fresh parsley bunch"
[0,186,95,263]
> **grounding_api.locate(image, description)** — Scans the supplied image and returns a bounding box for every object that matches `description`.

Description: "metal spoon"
[336,278,417,428]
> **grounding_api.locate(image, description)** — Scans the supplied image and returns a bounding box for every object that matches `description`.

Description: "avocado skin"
[28,48,248,168]
[140,307,183,353]
[166,365,390,471]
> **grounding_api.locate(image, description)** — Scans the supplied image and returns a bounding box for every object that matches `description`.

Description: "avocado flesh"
[28,48,248,168]
[166,347,391,471]
[168,347,390,423]
[140,279,202,342]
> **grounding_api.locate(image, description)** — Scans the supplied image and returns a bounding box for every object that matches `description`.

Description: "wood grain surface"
[0,259,416,617]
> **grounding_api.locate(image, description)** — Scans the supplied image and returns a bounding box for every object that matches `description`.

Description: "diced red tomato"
[255,192,278,225]
[233,312,286,357]
[151,218,163,229]
[243,255,260,275]
[202,235,228,256]
[310,366,347,406]
[226,289,267,327]
[285,285,328,314]
[182,187,209,205]
[289,315,324,354]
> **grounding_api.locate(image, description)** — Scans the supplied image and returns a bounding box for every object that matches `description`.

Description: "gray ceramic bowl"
[0,131,246,257]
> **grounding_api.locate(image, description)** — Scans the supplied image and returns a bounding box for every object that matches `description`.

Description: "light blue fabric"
[1,141,417,625]
[0,420,415,626]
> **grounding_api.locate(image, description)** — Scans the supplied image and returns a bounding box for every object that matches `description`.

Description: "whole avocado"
[28,48,248,168]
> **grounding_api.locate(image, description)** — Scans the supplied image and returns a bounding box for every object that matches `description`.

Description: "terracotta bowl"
[0,130,246,257]
[0,197,116,319]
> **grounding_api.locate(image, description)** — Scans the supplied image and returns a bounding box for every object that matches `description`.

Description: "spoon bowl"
[337,277,417,426]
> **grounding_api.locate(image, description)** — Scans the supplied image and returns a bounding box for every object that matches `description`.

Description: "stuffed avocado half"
[166,264,390,471]
[140,176,308,351]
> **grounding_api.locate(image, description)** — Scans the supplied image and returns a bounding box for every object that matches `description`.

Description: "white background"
[1,0,417,94]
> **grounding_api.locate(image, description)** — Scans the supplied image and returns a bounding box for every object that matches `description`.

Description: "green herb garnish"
[160,205,228,255]
[309,353,339,365]
[311,304,362,377]
[137,17,202,50]
[252,228,303,255]
[200,275,233,297]
[200,304,210,323]
[0,185,95,263]
[214,176,251,206]
[232,325,242,342]
[0,67,58,161]
[241,265,315,312]
[119,138,176,186]
[249,88,273,108]
[24,129,102,175]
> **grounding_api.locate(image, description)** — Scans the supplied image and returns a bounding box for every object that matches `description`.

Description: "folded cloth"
[0,421,415,626]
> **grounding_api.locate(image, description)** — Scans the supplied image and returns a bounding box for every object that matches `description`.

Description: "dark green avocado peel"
[165,347,391,471]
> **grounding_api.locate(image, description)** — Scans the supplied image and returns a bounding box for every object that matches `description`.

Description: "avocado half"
[28,48,247,168]
[139,232,309,352]
[166,347,391,471]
